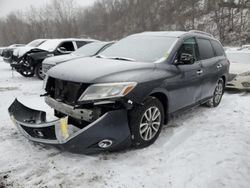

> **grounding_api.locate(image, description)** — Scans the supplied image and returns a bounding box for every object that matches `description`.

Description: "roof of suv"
[140,31,188,37]
[138,30,214,39]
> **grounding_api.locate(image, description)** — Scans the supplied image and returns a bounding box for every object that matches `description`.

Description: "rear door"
[197,38,223,99]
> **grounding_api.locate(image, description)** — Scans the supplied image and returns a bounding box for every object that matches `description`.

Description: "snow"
[1,57,250,188]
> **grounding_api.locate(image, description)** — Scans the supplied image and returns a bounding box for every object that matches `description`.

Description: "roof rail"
[189,30,214,38]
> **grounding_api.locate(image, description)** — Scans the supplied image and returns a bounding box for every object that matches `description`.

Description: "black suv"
[9,31,229,154]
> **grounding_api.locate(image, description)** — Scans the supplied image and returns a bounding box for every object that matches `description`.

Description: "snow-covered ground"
[1,57,250,188]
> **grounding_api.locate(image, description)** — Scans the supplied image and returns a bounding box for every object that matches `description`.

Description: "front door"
[165,37,203,113]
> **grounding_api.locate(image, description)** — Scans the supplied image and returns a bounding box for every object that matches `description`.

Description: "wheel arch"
[221,75,226,88]
[149,92,169,124]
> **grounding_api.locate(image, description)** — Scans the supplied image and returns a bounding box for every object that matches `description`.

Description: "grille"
[47,78,90,105]
[21,125,57,140]
[12,55,19,63]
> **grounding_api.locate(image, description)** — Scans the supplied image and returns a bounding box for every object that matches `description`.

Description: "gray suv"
[9,30,229,154]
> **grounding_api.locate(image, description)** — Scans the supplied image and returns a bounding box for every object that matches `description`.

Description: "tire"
[129,96,164,148]
[205,78,225,107]
[19,65,35,77]
[35,63,44,80]
[18,58,35,77]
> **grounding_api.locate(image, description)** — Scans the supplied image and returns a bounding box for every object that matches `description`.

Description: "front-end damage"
[8,81,132,154]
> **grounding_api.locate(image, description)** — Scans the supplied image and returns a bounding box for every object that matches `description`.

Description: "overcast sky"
[0,0,95,17]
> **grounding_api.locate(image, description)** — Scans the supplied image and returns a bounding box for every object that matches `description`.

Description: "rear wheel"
[35,63,44,80]
[129,96,164,148]
[205,78,224,107]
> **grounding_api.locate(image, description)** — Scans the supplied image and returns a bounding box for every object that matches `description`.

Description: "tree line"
[0,0,249,46]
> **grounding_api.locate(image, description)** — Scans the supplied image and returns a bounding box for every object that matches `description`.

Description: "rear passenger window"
[197,38,214,60]
[211,40,224,56]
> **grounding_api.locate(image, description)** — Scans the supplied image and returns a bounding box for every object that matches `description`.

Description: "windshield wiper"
[96,55,135,62]
[108,57,135,62]
[96,55,107,59]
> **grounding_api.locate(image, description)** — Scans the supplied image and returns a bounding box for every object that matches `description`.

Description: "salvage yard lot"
[1,57,250,188]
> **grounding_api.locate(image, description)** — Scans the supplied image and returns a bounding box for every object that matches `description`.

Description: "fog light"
[242,82,250,88]
[98,139,113,148]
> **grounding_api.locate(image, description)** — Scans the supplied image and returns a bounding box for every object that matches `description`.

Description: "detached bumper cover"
[8,99,131,154]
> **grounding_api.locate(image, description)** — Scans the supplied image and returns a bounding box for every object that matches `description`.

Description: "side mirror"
[57,47,68,53]
[174,53,194,65]
[179,53,194,64]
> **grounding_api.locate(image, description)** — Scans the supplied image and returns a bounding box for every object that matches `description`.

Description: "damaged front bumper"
[8,99,132,154]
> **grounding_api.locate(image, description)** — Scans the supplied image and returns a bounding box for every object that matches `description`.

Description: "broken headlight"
[78,82,137,101]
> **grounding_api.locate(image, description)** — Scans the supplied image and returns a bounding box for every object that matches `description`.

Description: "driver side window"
[59,41,75,52]
[176,38,199,64]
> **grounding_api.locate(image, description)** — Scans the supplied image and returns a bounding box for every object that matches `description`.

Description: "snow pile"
[0,60,250,188]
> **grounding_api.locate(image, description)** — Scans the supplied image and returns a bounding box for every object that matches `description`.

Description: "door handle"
[217,64,222,69]
[197,70,203,75]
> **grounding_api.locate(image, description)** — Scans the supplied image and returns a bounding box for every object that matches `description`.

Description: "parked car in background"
[226,50,250,90]
[42,41,114,77]
[241,45,250,50]
[11,38,97,79]
[1,44,25,63]
[224,46,241,52]
[12,39,49,63]
[9,31,229,154]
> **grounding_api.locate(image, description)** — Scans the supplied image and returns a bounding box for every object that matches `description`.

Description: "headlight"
[239,71,250,77]
[78,82,137,101]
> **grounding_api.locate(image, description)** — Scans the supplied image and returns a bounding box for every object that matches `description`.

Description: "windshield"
[226,52,250,64]
[73,42,109,56]
[38,40,61,52]
[100,35,177,62]
[26,39,45,47]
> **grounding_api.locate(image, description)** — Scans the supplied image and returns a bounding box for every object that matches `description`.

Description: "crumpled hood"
[13,47,35,57]
[230,63,250,74]
[13,47,49,58]
[43,54,83,65]
[48,57,155,83]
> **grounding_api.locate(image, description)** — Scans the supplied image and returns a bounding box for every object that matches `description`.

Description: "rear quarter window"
[197,38,215,60]
[211,40,225,56]
[76,41,88,48]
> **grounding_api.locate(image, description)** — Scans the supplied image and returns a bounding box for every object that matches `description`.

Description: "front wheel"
[18,58,35,77]
[129,96,164,148]
[205,78,225,107]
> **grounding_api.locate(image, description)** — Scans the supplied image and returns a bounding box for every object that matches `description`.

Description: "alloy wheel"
[214,81,224,104]
[139,107,161,141]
